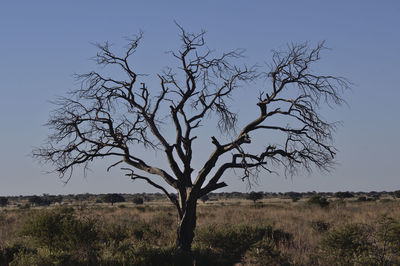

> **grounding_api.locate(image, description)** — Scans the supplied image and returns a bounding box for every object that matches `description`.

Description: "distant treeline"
[1,190,400,207]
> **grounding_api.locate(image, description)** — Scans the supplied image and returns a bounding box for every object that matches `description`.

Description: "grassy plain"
[1,196,400,265]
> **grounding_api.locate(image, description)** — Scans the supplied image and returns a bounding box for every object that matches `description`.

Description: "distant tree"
[247,191,263,204]
[33,25,349,252]
[102,194,125,206]
[334,191,354,199]
[286,192,302,202]
[368,191,381,200]
[52,195,63,204]
[74,194,91,201]
[29,196,51,206]
[394,190,400,198]
[46,195,63,204]
[200,195,209,204]
[0,197,8,207]
[357,196,371,202]
[132,196,144,205]
[308,195,329,208]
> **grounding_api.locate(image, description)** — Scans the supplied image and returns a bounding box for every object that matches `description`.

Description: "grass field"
[1,195,400,265]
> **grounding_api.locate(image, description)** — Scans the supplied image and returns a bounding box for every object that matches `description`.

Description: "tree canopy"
[33,25,349,251]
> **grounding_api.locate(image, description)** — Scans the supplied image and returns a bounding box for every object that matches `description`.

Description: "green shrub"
[9,249,77,266]
[194,224,291,264]
[285,191,302,202]
[0,197,8,207]
[150,213,175,229]
[0,242,37,265]
[318,217,400,265]
[376,215,400,260]
[133,197,144,205]
[307,195,330,208]
[357,196,368,202]
[102,193,125,206]
[101,244,200,266]
[19,207,100,264]
[130,245,192,266]
[247,191,263,203]
[243,237,288,265]
[20,208,73,251]
[334,191,354,199]
[131,221,158,241]
[319,223,374,265]
[28,195,51,206]
[102,223,130,244]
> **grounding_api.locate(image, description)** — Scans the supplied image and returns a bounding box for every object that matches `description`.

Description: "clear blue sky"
[1,1,399,196]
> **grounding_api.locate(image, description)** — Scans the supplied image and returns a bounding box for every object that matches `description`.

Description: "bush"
[307,195,330,208]
[376,215,400,260]
[0,242,37,265]
[133,197,144,205]
[243,237,288,265]
[0,197,8,207]
[319,223,372,264]
[334,191,354,199]
[357,196,368,202]
[194,224,291,264]
[129,245,193,266]
[102,193,125,205]
[285,191,302,202]
[28,195,51,206]
[131,221,160,242]
[317,216,400,265]
[9,249,78,266]
[19,207,100,264]
[247,192,263,203]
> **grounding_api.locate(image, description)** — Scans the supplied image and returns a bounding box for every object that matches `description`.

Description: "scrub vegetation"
[1,191,400,265]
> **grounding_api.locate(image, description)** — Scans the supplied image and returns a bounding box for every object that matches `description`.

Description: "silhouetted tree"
[33,25,349,251]
[308,195,330,208]
[286,191,302,202]
[335,191,354,199]
[29,196,51,206]
[247,191,263,203]
[0,197,8,207]
[132,196,144,205]
[102,194,125,206]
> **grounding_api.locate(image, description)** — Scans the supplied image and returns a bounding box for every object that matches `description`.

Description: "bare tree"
[33,26,349,251]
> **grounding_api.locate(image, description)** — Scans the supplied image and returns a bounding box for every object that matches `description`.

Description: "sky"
[0,1,399,196]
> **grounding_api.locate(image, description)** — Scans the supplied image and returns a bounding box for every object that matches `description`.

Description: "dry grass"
[1,197,400,264]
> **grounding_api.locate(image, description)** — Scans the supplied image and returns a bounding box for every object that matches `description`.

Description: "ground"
[1,193,400,265]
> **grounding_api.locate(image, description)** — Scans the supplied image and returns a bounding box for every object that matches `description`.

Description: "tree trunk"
[176,199,197,252]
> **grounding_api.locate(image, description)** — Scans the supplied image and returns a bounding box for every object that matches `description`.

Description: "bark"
[176,196,197,252]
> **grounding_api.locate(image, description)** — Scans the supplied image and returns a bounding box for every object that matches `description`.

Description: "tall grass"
[0,198,399,265]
